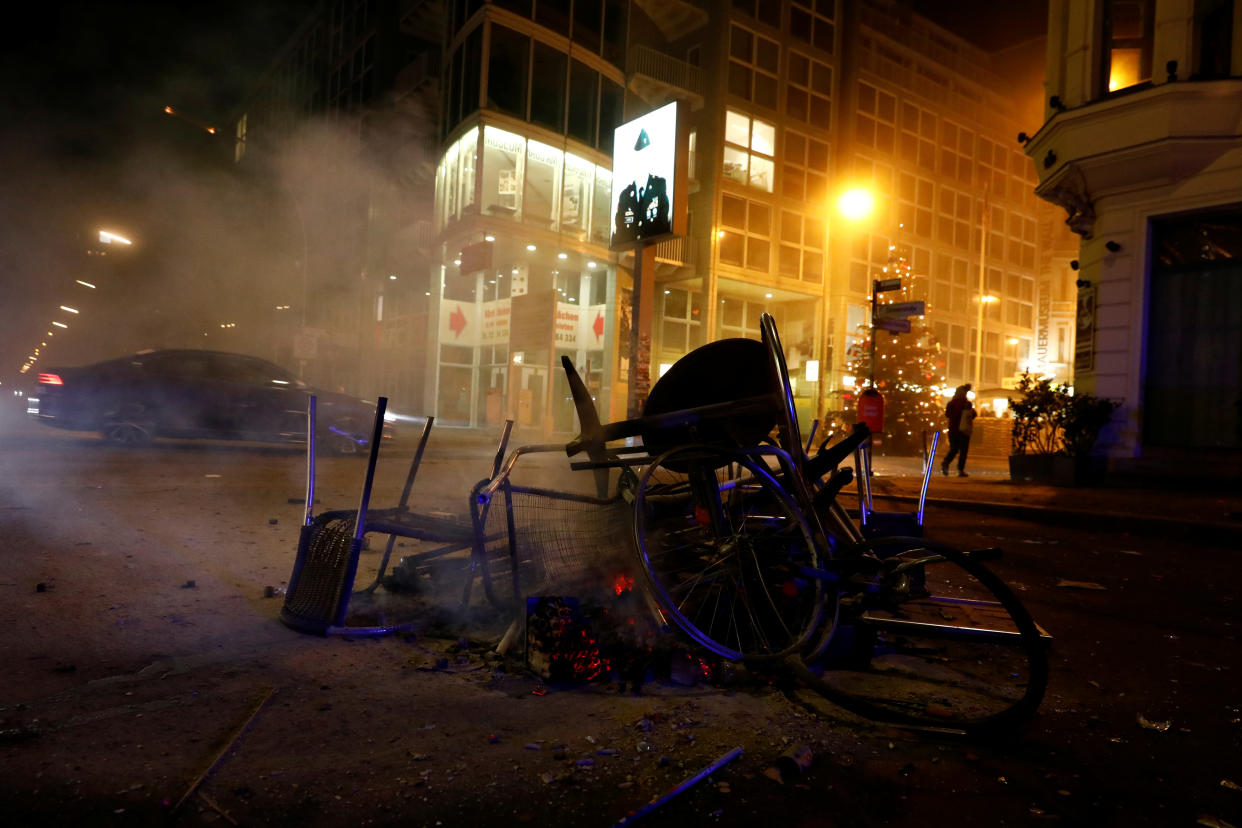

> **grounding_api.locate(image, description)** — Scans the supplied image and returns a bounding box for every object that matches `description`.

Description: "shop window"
[482,126,524,218]
[591,167,612,245]
[460,127,478,214]
[561,153,593,235]
[524,140,560,228]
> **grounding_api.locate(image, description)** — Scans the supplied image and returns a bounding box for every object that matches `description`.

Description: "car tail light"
[37,372,64,386]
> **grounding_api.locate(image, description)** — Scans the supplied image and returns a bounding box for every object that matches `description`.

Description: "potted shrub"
[1007,372,1120,486]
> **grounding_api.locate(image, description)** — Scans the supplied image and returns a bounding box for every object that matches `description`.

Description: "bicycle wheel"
[633,445,830,663]
[795,537,1048,735]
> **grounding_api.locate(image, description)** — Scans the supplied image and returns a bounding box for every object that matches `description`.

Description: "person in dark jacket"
[941,383,976,477]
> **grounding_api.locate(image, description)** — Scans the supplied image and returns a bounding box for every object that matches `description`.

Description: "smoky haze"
[0,1,314,388]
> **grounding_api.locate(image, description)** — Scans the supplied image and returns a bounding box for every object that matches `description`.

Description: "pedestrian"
[941,383,976,477]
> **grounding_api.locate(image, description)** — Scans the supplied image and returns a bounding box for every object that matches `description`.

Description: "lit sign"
[610,101,686,249]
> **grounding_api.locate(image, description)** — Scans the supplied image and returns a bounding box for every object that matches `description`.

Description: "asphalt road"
[1,407,1239,827]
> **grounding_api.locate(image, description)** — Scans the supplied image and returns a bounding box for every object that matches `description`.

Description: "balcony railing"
[654,235,695,267]
[628,45,705,101]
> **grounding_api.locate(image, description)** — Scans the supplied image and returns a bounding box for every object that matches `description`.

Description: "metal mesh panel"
[281,514,359,633]
[488,486,635,598]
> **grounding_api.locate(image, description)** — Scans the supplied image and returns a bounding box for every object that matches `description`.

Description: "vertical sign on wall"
[1074,283,1097,373]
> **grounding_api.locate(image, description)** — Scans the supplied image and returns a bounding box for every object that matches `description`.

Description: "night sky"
[0,1,1046,388]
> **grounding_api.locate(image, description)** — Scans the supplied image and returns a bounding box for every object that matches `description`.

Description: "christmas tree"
[842,245,948,455]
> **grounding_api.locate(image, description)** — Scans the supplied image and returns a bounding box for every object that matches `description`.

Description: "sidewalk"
[864,454,1242,544]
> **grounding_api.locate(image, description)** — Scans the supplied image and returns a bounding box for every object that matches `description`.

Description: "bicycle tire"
[633,445,830,664]
[794,536,1049,736]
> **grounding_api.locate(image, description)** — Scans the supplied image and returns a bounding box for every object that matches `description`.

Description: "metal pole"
[974,188,989,392]
[869,279,878,388]
[303,395,317,526]
[818,216,832,423]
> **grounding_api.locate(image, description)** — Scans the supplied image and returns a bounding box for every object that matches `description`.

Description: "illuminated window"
[722,109,775,192]
[1103,0,1153,93]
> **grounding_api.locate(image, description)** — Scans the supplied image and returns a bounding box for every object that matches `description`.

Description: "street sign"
[875,317,911,333]
[875,300,925,319]
[874,278,902,292]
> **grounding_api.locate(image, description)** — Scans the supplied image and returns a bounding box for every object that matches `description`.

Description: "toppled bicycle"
[280,313,1049,735]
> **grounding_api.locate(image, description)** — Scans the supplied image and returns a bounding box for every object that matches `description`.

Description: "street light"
[818,186,877,424]
[98,230,131,245]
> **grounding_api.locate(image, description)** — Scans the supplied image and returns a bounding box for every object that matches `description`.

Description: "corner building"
[432,0,628,432]
[1028,0,1242,468]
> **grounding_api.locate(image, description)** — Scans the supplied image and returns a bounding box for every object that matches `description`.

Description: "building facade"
[1028,0,1242,464]
[236,0,1072,443]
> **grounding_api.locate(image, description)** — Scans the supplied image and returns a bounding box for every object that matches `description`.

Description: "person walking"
[941,383,976,477]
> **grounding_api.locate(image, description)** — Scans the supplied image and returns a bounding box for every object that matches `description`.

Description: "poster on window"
[610,101,687,250]
[617,287,633,380]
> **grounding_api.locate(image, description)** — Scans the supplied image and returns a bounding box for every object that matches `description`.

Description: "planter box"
[1009,454,1106,487]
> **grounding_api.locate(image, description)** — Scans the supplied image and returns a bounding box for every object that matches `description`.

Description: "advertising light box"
[610,101,687,250]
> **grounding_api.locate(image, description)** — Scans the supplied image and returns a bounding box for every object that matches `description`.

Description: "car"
[28,349,391,454]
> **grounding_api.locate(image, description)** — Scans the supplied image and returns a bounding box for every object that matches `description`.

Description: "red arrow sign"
[449,305,467,337]
[592,311,604,340]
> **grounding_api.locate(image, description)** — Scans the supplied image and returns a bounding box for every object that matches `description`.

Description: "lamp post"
[973,294,997,393]
[818,186,876,424]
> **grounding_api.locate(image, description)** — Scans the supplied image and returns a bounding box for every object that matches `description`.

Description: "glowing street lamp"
[818,186,877,422]
[99,231,131,245]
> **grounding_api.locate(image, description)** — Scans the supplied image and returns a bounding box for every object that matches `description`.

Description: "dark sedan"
[29,349,389,453]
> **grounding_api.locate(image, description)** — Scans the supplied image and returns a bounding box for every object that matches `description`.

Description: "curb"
[876,493,1238,546]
